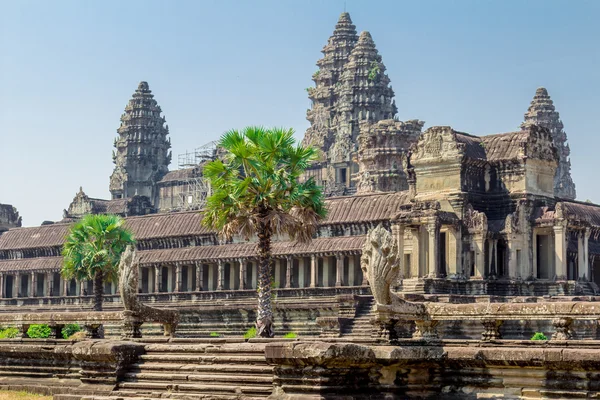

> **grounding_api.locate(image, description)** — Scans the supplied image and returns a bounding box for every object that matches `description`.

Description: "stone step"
[124,372,272,385]
[139,354,267,364]
[94,391,269,400]
[118,381,272,395]
[134,363,272,374]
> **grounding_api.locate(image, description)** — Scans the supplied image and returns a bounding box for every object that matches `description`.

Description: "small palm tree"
[202,127,327,337]
[62,214,135,311]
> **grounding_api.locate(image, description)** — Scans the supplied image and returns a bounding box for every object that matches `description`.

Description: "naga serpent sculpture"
[118,246,179,338]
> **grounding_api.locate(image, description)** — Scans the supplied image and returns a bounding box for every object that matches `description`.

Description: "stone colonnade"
[395,219,462,279]
[0,253,365,299]
[0,271,118,299]
[398,217,592,281]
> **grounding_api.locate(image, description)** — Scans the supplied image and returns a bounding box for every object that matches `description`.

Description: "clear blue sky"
[1,0,599,226]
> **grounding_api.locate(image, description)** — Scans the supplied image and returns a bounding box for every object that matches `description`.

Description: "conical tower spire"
[302,13,359,152]
[328,31,397,164]
[110,81,171,206]
[521,87,576,199]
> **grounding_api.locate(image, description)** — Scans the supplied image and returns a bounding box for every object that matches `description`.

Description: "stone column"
[578,231,585,280]
[0,274,4,298]
[208,263,215,291]
[488,239,498,277]
[310,255,317,288]
[251,261,258,289]
[426,222,440,278]
[62,278,68,297]
[154,266,161,293]
[138,266,143,292]
[174,264,182,292]
[299,258,306,288]
[46,273,54,297]
[30,272,37,297]
[392,225,405,279]
[447,227,461,278]
[411,228,421,278]
[473,233,486,279]
[554,225,567,281]
[217,260,224,290]
[239,259,246,290]
[584,229,591,280]
[285,256,292,288]
[79,280,86,296]
[335,254,343,287]
[325,257,333,287]
[274,259,281,288]
[348,256,355,286]
[195,263,203,291]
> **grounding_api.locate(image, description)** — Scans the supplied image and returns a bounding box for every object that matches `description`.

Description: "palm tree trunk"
[256,210,274,338]
[93,270,104,312]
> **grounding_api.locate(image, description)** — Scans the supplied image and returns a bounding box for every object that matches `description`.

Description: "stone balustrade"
[374,299,600,342]
[0,310,176,339]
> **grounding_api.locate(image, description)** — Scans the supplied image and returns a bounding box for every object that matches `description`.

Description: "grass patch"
[531,332,548,341]
[0,327,19,339]
[209,332,220,337]
[0,390,52,400]
[244,326,257,340]
[283,332,297,339]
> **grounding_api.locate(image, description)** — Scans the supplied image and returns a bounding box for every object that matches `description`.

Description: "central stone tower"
[109,82,172,206]
[302,13,398,196]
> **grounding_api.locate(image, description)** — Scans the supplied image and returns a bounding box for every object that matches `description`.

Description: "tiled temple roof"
[481,131,527,161]
[0,236,365,272]
[0,256,62,273]
[454,130,539,162]
[139,235,366,264]
[0,192,407,252]
[90,198,129,214]
[454,133,486,159]
[561,202,600,227]
[0,211,212,251]
[323,192,410,225]
[159,167,197,183]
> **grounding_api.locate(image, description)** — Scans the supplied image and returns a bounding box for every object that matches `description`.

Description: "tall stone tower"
[330,30,397,164]
[303,13,398,195]
[521,87,576,200]
[303,12,358,154]
[109,82,171,206]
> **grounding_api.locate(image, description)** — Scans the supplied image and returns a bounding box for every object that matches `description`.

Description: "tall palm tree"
[202,127,327,337]
[62,214,135,311]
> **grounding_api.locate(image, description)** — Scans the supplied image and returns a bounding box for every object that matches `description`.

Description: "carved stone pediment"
[412,126,464,163]
[464,204,487,232]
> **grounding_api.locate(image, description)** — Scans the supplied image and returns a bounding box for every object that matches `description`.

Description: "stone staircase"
[342,297,374,339]
[83,341,274,400]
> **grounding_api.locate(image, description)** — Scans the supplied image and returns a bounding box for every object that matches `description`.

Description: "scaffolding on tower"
[176,141,217,211]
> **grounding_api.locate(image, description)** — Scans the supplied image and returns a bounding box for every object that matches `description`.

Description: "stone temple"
[2,12,600,398]
[0,10,595,311]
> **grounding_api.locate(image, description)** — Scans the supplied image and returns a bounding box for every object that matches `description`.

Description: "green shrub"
[0,327,19,339]
[531,332,548,341]
[244,326,257,340]
[27,324,52,339]
[283,332,297,339]
[209,332,220,337]
[61,324,81,339]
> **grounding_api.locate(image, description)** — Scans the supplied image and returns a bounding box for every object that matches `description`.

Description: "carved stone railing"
[362,224,600,342]
[0,311,176,339]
